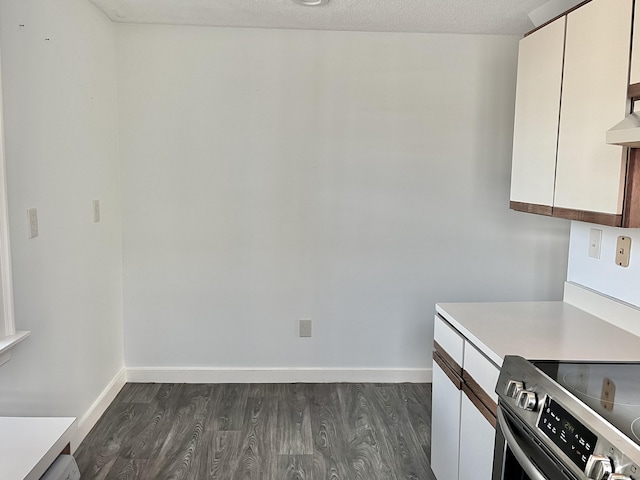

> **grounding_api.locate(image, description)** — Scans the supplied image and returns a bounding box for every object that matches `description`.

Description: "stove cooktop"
[534,360,640,445]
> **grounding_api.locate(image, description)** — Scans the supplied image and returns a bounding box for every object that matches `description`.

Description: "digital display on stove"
[537,396,598,471]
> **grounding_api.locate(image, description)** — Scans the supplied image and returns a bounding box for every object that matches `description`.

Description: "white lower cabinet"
[430,362,462,480]
[458,393,496,480]
[431,315,500,480]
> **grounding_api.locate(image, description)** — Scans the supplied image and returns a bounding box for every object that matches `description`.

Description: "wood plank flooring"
[75,383,435,480]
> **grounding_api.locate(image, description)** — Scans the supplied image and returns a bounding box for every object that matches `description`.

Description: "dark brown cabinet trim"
[433,349,463,390]
[510,202,624,227]
[623,149,640,228]
[462,371,498,429]
[551,207,623,227]
[433,341,463,377]
[629,83,640,100]
[433,342,497,429]
[510,201,553,216]
[461,383,497,429]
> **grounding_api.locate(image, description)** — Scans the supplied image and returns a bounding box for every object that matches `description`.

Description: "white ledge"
[0,331,30,357]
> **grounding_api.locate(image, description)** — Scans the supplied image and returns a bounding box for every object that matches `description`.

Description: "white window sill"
[0,331,30,366]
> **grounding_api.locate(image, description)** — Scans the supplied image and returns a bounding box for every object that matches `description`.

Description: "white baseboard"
[74,368,126,450]
[126,367,432,384]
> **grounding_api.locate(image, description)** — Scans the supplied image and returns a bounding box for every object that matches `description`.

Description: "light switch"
[588,228,602,259]
[27,208,38,239]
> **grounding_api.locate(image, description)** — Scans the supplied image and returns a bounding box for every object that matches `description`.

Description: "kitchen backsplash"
[567,221,640,308]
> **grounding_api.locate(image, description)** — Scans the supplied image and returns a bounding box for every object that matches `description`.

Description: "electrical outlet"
[299,319,312,337]
[27,208,38,239]
[616,236,632,267]
[588,228,602,259]
[93,200,100,223]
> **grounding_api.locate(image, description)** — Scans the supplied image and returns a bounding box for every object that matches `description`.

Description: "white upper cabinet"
[510,17,565,208]
[631,0,640,85]
[510,0,635,226]
[554,0,632,215]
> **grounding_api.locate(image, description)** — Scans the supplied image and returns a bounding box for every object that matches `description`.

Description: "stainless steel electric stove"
[494,356,640,480]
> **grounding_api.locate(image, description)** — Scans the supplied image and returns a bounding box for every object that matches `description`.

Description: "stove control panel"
[537,396,598,472]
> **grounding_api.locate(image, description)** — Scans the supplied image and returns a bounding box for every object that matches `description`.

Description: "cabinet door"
[510,17,565,208]
[554,0,633,215]
[458,393,496,480]
[431,362,461,480]
[631,0,640,85]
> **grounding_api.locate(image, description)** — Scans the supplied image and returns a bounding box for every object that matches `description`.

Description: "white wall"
[118,26,570,372]
[567,221,640,307]
[0,0,124,428]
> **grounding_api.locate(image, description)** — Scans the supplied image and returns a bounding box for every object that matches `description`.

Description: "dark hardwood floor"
[75,383,435,480]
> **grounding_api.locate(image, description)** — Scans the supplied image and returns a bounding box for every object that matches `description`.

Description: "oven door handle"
[497,407,548,480]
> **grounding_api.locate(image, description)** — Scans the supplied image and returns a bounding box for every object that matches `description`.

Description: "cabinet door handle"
[462,383,496,429]
[433,350,463,389]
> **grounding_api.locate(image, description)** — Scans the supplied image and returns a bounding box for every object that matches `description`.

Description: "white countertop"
[436,300,640,368]
[0,416,76,480]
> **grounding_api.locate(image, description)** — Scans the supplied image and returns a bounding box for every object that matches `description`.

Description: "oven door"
[493,403,580,480]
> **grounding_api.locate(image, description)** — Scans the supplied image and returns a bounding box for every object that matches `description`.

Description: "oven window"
[503,447,533,480]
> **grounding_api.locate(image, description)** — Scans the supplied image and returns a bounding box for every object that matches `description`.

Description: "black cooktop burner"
[534,360,640,444]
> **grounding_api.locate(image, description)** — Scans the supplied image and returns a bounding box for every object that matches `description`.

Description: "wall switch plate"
[299,319,312,337]
[616,236,632,267]
[93,200,100,223]
[27,208,38,239]
[588,228,602,259]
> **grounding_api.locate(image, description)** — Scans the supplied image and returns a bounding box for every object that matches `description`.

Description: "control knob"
[505,380,524,398]
[517,390,537,411]
[585,455,613,480]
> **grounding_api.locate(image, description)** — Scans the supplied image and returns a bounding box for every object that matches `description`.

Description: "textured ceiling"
[87,0,557,35]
